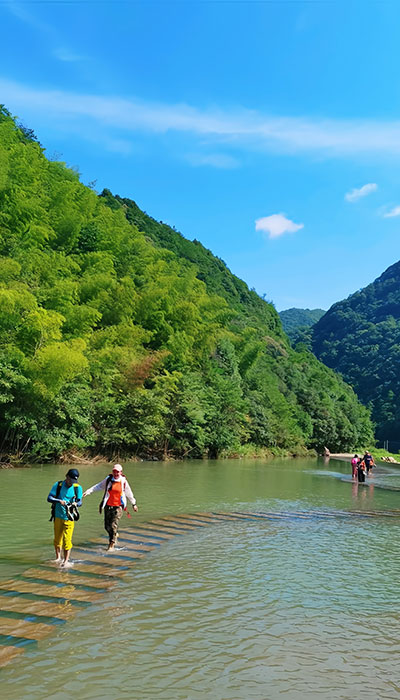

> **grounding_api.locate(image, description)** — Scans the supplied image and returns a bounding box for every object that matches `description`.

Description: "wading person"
[364,451,375,475]
[47,468,83,568]
[83,464,138,551]
[351,454,359,479]
[357,458,366,483]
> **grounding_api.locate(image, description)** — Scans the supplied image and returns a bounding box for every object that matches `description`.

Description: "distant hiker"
[351,455,359,479]
[364,451,375,475]
[47,469,83,567]
[357,459,366,483]
[83,464,138,551]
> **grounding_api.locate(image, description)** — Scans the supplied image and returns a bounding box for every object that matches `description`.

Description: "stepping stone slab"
[73,548,144,562]
[124,526,175,540]
[117,535,161,548]
[162,516,209,527]
[149,519,198,532]
[94,539,157,553]
[230,511,282,520]
[23,568,114,590]
[0,595,76,620]
[67,562,125,577]
[184,514,234,524]
[195,512,246,522]
[0,617,55,641]
[243,511,309,520]
[0,580,102,604]
[0,645,24,668]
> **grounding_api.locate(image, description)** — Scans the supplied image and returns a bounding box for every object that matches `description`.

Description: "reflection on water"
[1,457,400,699]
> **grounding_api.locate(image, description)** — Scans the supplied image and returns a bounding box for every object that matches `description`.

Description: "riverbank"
[8,445,398,469]
[1,444,316,467]
[329,448,400,465]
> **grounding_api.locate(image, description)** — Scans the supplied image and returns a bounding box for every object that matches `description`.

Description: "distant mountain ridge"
[312,260,400,441]
[279,308,325,342]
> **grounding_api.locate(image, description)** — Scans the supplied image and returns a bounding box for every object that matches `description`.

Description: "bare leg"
[54,546,62,562]
[61,548,73,568]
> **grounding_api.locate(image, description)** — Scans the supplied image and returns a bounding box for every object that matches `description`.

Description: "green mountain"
[279,308,326,343]
[0,106,373,461]
[100,190,284,336]
[312,261,400,441]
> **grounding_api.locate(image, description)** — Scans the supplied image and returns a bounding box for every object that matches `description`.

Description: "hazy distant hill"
[279,308,325,342]
[312,261,400,441]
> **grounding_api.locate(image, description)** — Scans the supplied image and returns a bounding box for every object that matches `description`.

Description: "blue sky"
[1,0,400,311]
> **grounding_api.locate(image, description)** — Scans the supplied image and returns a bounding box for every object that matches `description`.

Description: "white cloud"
[53,48,85,63]
[383,206,400,218]
[345,183,378,202]
[186,152,239,169]
[5,2,51,34]
[255,214,304,240]
[103,138,133,155]
[5,5,85,65]
[4,79,400,158]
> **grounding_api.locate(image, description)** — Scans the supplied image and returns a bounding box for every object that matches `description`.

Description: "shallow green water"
[1,457,400,699]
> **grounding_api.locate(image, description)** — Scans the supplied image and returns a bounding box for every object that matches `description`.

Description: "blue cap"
[66,468,79,481]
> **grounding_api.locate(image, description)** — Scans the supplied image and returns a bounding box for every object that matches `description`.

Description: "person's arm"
[125,479,138,511]
[47,482,66,506]
[75,485,83,507]
[82,478,107,498]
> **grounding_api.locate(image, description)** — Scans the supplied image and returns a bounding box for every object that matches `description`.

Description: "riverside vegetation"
[0,107,373,462]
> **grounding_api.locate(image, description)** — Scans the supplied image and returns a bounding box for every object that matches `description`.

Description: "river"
[0,457,399,699]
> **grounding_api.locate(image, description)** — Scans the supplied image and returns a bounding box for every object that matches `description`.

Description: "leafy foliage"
[0,107,373,461]
[312,261,400,441]
[279,307,326,343]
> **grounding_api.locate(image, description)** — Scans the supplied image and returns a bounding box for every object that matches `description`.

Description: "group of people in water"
[47,464,138,568]
[47,452,378,567]
[351,451,375,482]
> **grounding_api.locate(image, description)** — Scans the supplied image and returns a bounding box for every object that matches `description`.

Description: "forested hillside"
[312,261,400,442]
[279,307,325,343]
[0,107,373,461]
[101,191,283,334]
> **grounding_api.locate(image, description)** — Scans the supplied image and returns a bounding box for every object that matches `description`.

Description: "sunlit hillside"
[0,107,373,461]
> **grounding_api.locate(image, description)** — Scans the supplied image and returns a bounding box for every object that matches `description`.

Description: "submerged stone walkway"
[0,508,398,668]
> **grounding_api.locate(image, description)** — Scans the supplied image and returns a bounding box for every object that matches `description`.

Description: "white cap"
[112,464,123,472]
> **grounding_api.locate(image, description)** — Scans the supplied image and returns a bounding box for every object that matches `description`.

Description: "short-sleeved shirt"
[49,480,83,521]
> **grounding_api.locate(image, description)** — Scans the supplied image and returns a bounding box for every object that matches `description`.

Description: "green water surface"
[0,457,399,699]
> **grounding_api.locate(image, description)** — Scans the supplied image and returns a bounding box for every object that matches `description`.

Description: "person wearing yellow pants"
[47,469,83,567]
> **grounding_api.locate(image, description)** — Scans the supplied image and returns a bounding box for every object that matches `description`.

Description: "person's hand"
[82,491,88,498]
[133,504,138,512]
[60,500,66,506]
